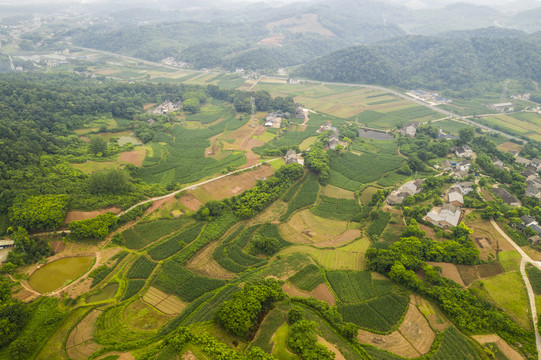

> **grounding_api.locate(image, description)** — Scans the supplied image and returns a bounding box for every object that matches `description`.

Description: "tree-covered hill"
[295,30,541,95]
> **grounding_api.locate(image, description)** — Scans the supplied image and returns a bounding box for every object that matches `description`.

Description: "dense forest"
[295,29,541,95]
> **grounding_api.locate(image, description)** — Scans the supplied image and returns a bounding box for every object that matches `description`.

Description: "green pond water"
[29,256,95,293]
[86,283,119,303]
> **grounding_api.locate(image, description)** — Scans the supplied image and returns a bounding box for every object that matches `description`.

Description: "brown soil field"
[185,241,236,280]
[357,329,419,358]
[426,262,465,287]
[472,334,525,360]
[457,265,479,286]
[183,351,198,360]
[279,210,349,245]
[97,353,136,360]
[50,240,66,254]
[11,285,39,302]
[119,148,146,167]
[66,309,102,360]
[313,229,362,248]
[411,295,450,332]
[249,200,287,225]
[323,185,356,199]
[179,193,203,212]
[418,224,437,239]
[282,283,309,298]
[94,69,118,75]
[310,283,336,306]
[199,165,274,200]
[258,35,285,46]
[143,287,186,315]
[398,304,435,355]
[496,142,523,153]
[64,207,121,224]
[467,218,510,259]
[317,336,345,360]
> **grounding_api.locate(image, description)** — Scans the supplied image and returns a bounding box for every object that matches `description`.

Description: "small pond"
[117,135,142,146]
[29,256,95,293]
[86,283,119,303]
[358,128,395,141]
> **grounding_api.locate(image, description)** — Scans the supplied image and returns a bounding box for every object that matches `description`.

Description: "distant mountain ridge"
[295,29,541,95]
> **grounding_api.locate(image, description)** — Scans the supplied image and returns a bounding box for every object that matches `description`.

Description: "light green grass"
[499,251,521,272]
[272,324,299,360]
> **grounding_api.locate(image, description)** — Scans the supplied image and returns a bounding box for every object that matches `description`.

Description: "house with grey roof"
[425,203,462,229]
[493,187,521,207]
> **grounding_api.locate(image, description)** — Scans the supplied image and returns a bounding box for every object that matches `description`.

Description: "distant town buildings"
[265,112,282,128]
[454,145,473,158]
[148,101,182,115]
[406,89,452,105]
[386,179,424,205]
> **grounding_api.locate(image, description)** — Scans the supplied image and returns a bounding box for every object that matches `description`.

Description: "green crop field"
[126,256,157,279]
[280,173,320,220]
[137,113,248,187]
[184,284,240,325]
[526,265,541,295]
[431,327,483,360]
[288,264,326,291]
[250,308,287,353]
[328,151,403,191]
[311,195,360,221]
[153,261,225,302]
[122,218,190,250]
[148,223,205,260]
[367,211,391,240]
[122,280,146,301]
[326,271,375,302]
[337,293,408,332]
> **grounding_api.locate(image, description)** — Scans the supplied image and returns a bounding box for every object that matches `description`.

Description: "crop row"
[526,265,541,295]
[326,271,375,303]
[122,218,189,250]
[184,284,241,325]
[121,280,146,301]
[431,327,482,360]
[311,195,360,221]
[126,255,157,279]
[367,211,391,240]
[289,264,325,291]
[152,261,225,302]
[147,222,205,260]
[280,173,319,221]
[94,303,153,346]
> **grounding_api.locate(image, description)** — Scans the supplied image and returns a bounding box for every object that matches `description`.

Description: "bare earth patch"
[258,35,285,46]
[310,283,336,306]
[282,283,309,298]
[357,329,419,358]
[119,148,146,167]
[97,352,136,360]
[66,309,103,360]
[179,193,204,212]
[426,262,465,287]
[317,336,345,360]
[64,207,121,224]
[314,229,362,248]
[183,351,198,360]
[398,304,435,355]
[185,241,236,280]
[472,334,524,360]
[199,165,274,200]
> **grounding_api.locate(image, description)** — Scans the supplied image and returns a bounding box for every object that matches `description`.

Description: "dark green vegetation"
[147,222,204,260]
[122,280,146,300]
[311,195,360,221]
[280,173,320,221]
[122,218,190,250]
[288,264,326,291]
[328,151,403,191]
[297,29,541,95]
[126,255,157,279]
[326,271,408,332]
[9,195,69,231]
[526,265,541,295]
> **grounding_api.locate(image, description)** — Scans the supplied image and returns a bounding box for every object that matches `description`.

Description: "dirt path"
[490,219,541,358]
[8,274,40,296]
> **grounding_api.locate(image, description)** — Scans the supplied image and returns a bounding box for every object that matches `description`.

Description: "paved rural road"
[491,219,541,358]
[120,158,281,215]
[70,46,526,144]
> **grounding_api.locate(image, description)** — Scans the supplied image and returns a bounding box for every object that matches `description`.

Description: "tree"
[287,309,303,324]
[459,127,475,145]
[183,97,200,114]
[9,195,69,231]
[89,135,107,155]
[87,169,132,195]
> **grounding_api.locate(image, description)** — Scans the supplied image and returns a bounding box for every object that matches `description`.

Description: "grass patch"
[122,218,190,250]
[311,195,360,221]
[126,255,157,279]
[326,271,375,303]
[526,264,541,295]
[280,173,319,221]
